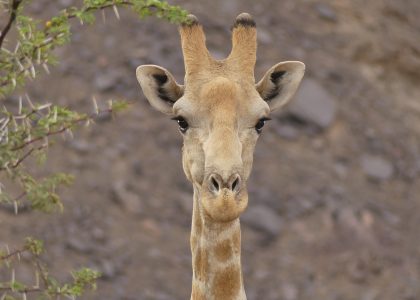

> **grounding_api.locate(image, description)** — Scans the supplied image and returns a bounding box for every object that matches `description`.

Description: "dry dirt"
[1,0,420,299]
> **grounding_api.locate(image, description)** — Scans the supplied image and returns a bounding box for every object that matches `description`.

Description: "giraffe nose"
[208,173,241,194]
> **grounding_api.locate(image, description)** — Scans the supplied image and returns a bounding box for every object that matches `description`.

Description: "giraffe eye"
[255,117,271,134]
[171,116,189,133]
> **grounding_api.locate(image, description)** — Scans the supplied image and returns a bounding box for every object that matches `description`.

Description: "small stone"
[112,181,143,215]
[348,259,367,283]
[242,205,283,236]
[362,290,379,300]
[91,226,106,242]
[361,155,394,180]
[94,72,120,91]
[68,140,91,154]
[361,210,374,228]
[141,218,161,237]
[314,3,338,22]
[58,0,73,7]
[282,282,298,300]
[288,79,337,129]
[66,236,93,253]
[100,260,117,279]
[382,210,400,226]
[334,161,348,178]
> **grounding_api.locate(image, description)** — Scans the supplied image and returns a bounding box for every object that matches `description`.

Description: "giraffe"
[136,13,304,300]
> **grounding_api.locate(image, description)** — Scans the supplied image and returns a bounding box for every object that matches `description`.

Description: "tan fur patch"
[212,265,240,299]
[214,239,232,262]
[194,212,202,232]
[191,283,205,300]
[190,234,198,250]
[232,230,241,252]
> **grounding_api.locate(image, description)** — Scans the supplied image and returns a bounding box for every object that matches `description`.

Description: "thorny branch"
[0,33,62,88]
[0,0,23,48]
[0,106,121,172]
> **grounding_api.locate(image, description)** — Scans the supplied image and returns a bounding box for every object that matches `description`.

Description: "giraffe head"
[136,13,304,223]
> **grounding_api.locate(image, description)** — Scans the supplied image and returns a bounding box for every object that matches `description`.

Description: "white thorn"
[30,64,36,79]
[25,94,35,109]
[18,96,22,114]
[102,9,106,23]
[35,271,40,288]
[113,5,120,20]
[52,106,57,122]
[17,59,24,71]
[14,201,18,215]
[66,128,73,139]
[37,48,41,64]
[37,103,52,111]
[42,37,53,45]
[14,41,20,53]
[42,63,50,74]
[92,96,99,114]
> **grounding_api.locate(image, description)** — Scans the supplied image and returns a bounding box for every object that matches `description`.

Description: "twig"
[0,248,25,261]
[0,286,41,293]
[0,0,23,48]
[10,144,47,169]
[67,1,134,19]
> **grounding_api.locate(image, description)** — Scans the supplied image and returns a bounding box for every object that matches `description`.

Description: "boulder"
[288,79,337,129]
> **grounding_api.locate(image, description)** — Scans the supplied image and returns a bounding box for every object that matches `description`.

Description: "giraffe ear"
[256,61,305,111]
[136,65,184,115]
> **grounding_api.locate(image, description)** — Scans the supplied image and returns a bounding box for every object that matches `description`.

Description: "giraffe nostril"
[208,174,223,194]
[230,174,241,193]
[211,176,220,192]
[232,177,239,191]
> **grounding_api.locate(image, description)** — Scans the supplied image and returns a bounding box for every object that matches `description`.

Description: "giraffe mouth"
[200,185,248,222]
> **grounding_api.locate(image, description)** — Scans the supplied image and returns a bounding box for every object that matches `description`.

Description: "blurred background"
[1,0,420,299]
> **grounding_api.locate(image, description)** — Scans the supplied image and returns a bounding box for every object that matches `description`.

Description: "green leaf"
[25,237,44,256]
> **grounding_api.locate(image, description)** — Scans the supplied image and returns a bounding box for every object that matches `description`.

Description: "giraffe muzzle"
[200,172,248,222]
[208,173,242,195]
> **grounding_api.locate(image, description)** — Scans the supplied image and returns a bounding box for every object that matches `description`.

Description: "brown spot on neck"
[193,247,209,281]
[212,264,241,299]
[214,239,233,262]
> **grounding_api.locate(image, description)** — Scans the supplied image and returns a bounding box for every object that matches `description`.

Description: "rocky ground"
[1,0,420,299]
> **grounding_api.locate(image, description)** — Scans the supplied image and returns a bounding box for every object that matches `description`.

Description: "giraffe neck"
[190,188,246,300]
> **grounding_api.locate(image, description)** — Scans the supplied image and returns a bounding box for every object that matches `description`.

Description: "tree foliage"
[0,0,189,298]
